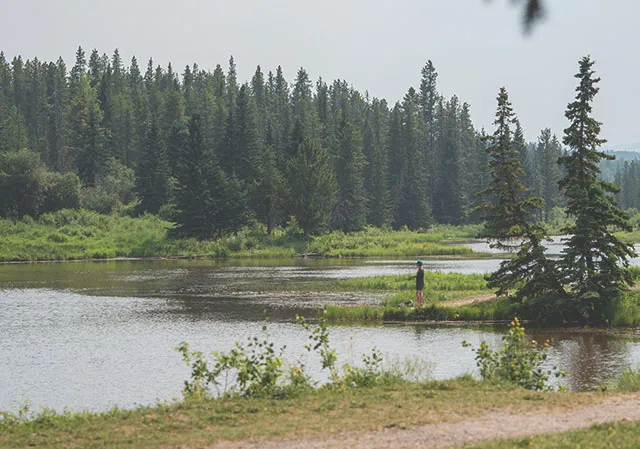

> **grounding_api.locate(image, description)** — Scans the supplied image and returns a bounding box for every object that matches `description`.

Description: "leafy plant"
[176,322,288,399]
[463,317,565,391]
[297,312,338,381]
[342,347,394,388]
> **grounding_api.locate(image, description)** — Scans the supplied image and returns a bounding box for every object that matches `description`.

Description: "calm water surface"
[1,257,639,414]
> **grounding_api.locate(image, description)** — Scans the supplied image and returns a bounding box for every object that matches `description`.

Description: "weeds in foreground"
[615,365,640,392]
[177,322,286,399]
[177,311,405,401]
[463,317,565,391]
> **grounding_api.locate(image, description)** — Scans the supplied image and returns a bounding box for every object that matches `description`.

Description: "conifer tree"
[173,115,247,238]
[69,47,86,90]
[136,121,170,214]
[393,88,430,229]
[0,52,12,122]
[251,146,287,234]
[287,139,337,236]
[231,83,261,181]
[363,98,391,227]
[457,102,481,221]
[270,66,291,166]
[331,115,367,232]
[67,74,106,185]
[557,56,636,318]
[418,60,439,210]
[44,59,69,172]
[434,95,462,224]
[478,87,564,298]
[535,128,562,221]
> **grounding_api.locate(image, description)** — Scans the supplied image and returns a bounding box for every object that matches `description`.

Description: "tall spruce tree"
[557,56,636,319]
[250,146,287,234]
[135,121,170,214]
[478,87,564,299]
[173,115,247,238]
[287,139,337,236]
[535,128,563,221]
[44,59,69,172]
[418,60,439,212]
[67,74,106,185]
[331,114,367,232]
[363,98,391,227]
[457,102,480,222]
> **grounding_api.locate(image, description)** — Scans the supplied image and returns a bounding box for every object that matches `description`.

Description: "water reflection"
[530,329,635,390]
[2,258,640,415]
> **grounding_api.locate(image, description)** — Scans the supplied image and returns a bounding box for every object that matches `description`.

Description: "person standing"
[414,260,424,306]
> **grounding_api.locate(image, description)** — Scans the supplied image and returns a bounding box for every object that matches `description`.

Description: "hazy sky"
[1,0,638,146]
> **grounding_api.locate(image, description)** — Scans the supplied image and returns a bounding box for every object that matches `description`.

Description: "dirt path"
[440,293,498,308]
[211,395,640,449]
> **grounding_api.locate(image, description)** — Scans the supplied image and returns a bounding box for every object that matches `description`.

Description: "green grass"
[338,272,488,292]
[325,272,508,322]
[615,365,640,392]
[0,378,631,449]
[466,421,640,449]
[610,291,640,327]
[325,297,516,323]
[0,211,484,262]
[306,225,481,257]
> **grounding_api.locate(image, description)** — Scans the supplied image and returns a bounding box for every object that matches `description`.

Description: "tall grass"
[306,225,480,257]
[325,298,516,322]
[326,271,497,322]
[615,365,640,392]
[0,210,306,261]
[0,211,484,262]
[610,291,640,327]
[338,272,488,292]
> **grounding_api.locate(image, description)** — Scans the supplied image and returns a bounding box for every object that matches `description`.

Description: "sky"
[1,0,638,147]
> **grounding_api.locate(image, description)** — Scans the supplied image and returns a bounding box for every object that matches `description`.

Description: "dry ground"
[211,394,640,449]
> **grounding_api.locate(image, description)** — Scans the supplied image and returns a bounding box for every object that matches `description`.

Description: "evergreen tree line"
[0,47,590,236]
[615,160,640,210]
[478,57,636,324]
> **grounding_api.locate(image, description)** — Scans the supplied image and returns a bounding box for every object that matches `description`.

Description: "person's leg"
[417,290,423,306]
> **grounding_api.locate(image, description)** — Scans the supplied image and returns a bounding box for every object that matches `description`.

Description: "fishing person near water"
[413,260,424,306]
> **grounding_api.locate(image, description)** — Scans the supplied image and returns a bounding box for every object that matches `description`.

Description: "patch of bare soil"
[440,293,498,308]
[211,395,640,449]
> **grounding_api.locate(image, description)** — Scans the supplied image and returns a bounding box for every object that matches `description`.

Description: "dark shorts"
[416,283,424,291]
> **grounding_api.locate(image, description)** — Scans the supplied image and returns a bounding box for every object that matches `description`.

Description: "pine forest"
[5,48,633,237]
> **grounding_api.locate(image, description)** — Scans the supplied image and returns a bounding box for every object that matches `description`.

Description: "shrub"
[176,323,288,399]
[297,313,338,381]
[463,317,565,391]
[342,347,400,388]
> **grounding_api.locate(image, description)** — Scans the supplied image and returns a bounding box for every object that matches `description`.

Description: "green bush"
[463,317,565,391]
[176,326,287,399]
[342,347,401,388]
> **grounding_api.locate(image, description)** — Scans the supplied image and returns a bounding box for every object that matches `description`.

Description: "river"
[1,253,639,414]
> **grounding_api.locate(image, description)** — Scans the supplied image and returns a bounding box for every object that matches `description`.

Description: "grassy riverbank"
[0,209,479,262]
[325,272,506,322]
[1,378,638,449]
[323,272,640,327]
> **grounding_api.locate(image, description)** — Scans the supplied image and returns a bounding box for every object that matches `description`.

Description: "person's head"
[416,260,423,267]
